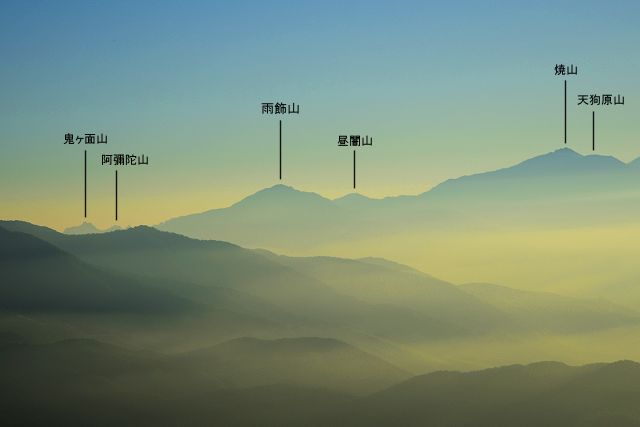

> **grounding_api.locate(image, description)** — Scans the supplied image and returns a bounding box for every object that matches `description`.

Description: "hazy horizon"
[2,1,640,230]
[3,1,640,425]
[4,146,639,231]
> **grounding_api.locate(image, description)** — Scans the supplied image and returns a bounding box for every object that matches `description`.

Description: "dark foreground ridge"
[1,335,639,427]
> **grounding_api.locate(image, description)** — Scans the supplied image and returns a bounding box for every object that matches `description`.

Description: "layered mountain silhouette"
[63,222,121,235]
[0,223,317,346]
[0,223,461,344]
[2,218,639,373]
[334,360,640,427]
[3,220,635,344]
[176,337,408,395]
[0,336,405,398]
[159,184,348,251]
[2,334,639,427]
[3,217,640,425]
[0,226,193,313]
[460,282,639,333]
[156,148,640,252]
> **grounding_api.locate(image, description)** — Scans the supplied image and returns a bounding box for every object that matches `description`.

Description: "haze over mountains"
[3,221,637,349]
[3,333,640,426]
[334,360,640,427]
[0,227,193,314]
[3,219,640,425]
[155,148,640,295]
[3,219,640,365]
[159,148,640,242]
[63,222,121,235]
[3,148,640,425]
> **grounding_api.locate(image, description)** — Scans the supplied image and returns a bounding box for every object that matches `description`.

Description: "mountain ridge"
[0,225,195,313]
[63,222,122,235]
[158,147,640,218]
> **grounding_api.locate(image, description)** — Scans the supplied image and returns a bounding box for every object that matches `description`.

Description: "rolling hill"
[176,336,409,395]
[0,336,402,425]
[2,221,638,344]
[0,226,193,313]
[3,337,640,427]
[0,221,477,341]
[334,360,640,427]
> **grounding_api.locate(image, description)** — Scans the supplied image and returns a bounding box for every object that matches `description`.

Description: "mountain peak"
[272,183,295,190]
[423,147,630,199]
[552,147,582,156]
[507,147,625,174]
[63,222,121,235]
[334,192,371,201]
[519,147,582,165]
[232,184,332,208]
[254,184,311,196]
[63,222,101,235]
[333,192,374,207]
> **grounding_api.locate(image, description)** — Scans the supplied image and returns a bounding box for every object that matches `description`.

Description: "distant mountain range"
[63,222,121,235]
[156,148,640,252]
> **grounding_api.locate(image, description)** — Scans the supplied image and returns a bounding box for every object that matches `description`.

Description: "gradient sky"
[1,0,639,230]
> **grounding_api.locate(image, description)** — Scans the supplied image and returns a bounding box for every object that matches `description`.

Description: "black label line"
[84,150,87,218]
[353,150,356,189]
[279,120,282,180]
[592,111,595,151]
[564,79,567,144]
[115,170,118,221]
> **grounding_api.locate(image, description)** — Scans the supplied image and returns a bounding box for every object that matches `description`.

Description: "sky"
[1,0,639,230]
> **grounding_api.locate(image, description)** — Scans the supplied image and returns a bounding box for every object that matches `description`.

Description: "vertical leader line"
[279,120,282,180]
[353,150,356,189]
[592,111,595,151]
[115,170,118,221]
[84,150,87,218]
[564,80,567,144]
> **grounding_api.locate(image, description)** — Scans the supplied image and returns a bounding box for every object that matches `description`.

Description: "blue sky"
[1,0,639,228]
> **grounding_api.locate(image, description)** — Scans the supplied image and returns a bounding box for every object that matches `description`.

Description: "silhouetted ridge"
[0,226,66,260]
[0,225,194,313]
